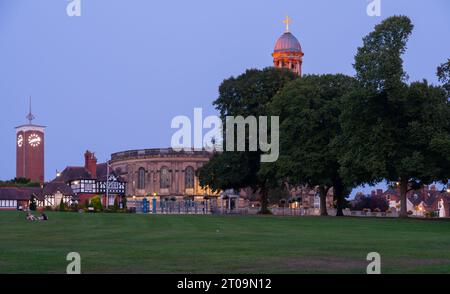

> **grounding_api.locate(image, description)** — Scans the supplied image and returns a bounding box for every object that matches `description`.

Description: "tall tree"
[339,16,450,218]
[198,68,298,214]
[270,74,356,216]
[437,59,450,94]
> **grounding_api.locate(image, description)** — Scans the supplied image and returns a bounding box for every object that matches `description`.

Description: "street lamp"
[132,195,136,212]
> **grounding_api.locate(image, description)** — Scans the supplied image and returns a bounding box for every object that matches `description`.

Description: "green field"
[0,211,450,273]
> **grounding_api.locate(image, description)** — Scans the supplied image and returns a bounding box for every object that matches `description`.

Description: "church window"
[138,168,145,189]
[160,167,170,188]
[185,166,194,189]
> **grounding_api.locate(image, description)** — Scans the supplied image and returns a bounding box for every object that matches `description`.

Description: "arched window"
[138,168,145,189]
[185,166,194,189]
[160,167,170,189]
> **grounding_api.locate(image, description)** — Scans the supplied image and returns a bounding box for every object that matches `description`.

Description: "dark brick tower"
[16,97,45,183]
[84,150,97,179]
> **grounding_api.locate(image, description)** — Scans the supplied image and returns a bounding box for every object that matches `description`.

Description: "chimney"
[84,150,97,179]
[376,189,383,196]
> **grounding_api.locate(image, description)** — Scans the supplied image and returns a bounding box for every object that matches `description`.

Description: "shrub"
[29,194,37,211]
[351,195,388,212]
[425,211,438,218]
[90,196,103,212]
[121,196,127,210]
[59,199,66,211]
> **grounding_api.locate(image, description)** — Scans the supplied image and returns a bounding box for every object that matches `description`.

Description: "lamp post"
[133,195,136,212]
[152,192,157,214]
[203,192,209,214]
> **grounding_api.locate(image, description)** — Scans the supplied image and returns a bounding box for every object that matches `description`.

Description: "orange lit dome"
[274,32,302,53]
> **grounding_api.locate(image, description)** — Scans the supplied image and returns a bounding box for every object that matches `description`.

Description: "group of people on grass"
[26,212,48,221]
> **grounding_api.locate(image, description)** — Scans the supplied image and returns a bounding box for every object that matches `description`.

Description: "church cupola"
[272,16,304,76]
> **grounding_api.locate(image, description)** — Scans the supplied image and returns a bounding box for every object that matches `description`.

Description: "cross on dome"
[283,15,292,32]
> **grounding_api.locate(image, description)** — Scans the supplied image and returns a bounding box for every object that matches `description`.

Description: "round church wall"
[109,148,217,200]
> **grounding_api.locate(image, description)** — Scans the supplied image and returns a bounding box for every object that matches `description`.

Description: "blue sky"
[0,0,449,195]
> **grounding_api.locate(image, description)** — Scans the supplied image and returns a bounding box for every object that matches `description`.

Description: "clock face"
[17,134,23,147]
[28,133,41,147]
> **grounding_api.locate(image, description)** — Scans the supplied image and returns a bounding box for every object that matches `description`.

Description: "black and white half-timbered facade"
[50,151,127,207]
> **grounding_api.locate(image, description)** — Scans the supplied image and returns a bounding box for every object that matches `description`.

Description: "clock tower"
[16,97,45,183]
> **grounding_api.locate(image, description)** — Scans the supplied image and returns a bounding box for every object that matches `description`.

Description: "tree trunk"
[334,180,345,217]
[318,186,328,216]
[259,187,271,215]
[399,178,409,218]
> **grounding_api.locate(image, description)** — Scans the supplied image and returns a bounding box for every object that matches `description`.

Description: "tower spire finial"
[26,96,35,125]
[283,15,291,32]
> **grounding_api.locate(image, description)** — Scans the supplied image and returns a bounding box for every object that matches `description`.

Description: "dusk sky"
[0,0,449,195]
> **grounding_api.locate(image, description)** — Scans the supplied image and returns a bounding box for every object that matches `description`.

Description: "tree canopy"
[270,74,357,216]
[198,67,298,214]
[339,15,450,217]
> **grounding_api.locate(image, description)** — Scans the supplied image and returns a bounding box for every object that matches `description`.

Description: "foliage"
[437,59,450,94]
[29,194,37,211]
[354,15,413,91]
[198,67,298,214]
[424,210,438,218]
[0,178,41,187]
[351,195,389,212]
[270,74,357,216]
[121,196,127,210]
[267,186,291,205]
[59,198,66,212]
[339,16,450,217]
[90,196,103,212]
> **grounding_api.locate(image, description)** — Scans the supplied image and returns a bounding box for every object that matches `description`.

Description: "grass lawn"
[0,211,450,273]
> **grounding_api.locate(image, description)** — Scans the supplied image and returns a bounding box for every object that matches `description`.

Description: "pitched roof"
[96,163,126,182]
[381,186,450,207]
[51,163,126,184]
[42,182,74,196]
[0,187,43,201]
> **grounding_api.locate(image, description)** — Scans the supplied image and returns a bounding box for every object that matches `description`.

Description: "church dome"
[274,32,302,53]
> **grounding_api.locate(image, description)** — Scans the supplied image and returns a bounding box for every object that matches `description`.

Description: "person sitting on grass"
[39,213,48,221]
[26,212,37,221]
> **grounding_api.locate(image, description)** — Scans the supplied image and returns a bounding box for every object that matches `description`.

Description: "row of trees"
[198,16,450,218]
[0,177,41,187]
